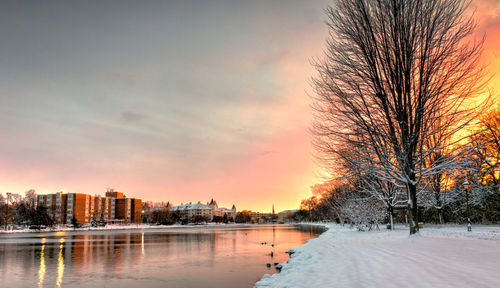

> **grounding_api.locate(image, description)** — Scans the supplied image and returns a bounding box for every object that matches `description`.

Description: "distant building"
[36,192,72,224]
[66,193,90,225]
[114,197,142,224]
[248,211,266,223]
[92,195,111,221]
[171,201,214,220]
[36,188,141,225]
[171,199,236,222]
[105,188,124,199]
[54,192,68,224]
[147,201,174,212]
[214,205,237,221]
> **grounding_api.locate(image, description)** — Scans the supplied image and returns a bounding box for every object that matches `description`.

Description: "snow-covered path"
[255,225,500,288]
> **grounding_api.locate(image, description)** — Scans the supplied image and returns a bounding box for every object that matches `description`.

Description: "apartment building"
[54,192,68,224]
[66,193,90,225]
[105,189,124,199]
[36,192,68,224]
[36,189,142,225]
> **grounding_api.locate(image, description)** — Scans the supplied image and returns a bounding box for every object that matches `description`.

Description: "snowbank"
[255,224,500,288]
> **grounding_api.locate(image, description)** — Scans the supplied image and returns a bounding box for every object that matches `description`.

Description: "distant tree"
[2,193,19,229]
[223,213,228,224]
[15,202,33,226]
[147,209,177,225]
[0,194,6,228]
[470,105,500,187]
[71,216,79,229]
[191,215,209,224]
[142,211,151,224]
[180,216,189,225]
[292,210,309,222]
[171,211,181,224]
[235,212,251,223]
[300,197,320,222]
[24,189,37,208]
[212,215,224,223]
[150,210,165,224]
[9,193,23,205]
[32,206,54,227]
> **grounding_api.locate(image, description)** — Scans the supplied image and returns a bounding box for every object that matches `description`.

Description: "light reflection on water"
[38,238,46,288]
[57,238,65,288]
[0,225,324,288]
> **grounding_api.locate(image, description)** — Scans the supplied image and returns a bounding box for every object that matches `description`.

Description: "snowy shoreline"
[255,224,500,288]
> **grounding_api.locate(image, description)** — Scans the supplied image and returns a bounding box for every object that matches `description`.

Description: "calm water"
[0,224,324,288]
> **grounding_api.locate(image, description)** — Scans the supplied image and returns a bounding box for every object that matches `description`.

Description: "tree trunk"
[408,183,419,234]
[390,208,394,231]
[387,207,394,231]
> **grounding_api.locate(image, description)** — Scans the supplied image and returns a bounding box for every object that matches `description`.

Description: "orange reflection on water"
[141,232,145,257]
[56,240,65,288]
[38,238,46,288]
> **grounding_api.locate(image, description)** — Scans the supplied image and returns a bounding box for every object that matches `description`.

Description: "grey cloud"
[122,111,147,122]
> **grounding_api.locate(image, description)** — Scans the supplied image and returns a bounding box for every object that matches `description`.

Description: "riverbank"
[255,224,500,287]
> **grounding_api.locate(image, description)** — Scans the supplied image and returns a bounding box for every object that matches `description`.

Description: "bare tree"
[2,192,21,229]
[320,182,386,230]
[24,189,37,208]
[418,118,473,224]
[312,0,487,234]
[470,105,500,188]
[300,196,320,222]
[0,194,6,229]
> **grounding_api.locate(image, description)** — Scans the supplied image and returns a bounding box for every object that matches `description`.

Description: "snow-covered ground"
[255,224,500,288]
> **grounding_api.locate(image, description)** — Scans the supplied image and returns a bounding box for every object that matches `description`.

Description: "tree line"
[0,190,54,229]
[304,105,499,230]
[141,209,233,225]
[141,207,257,225]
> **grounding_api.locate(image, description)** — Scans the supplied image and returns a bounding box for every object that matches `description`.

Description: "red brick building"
[36,189,142,225]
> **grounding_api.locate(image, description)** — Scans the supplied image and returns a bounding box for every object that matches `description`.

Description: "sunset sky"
[1,0,499,212]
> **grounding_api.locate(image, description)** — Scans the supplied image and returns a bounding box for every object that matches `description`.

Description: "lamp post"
[5,192,12,230]
[463,179,471,232]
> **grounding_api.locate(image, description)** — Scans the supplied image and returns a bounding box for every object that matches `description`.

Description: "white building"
[171,202,214,220]
[171,199,236,222]
[214,205,237,221]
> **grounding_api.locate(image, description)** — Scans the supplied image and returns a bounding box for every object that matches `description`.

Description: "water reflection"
[56,238,65,288]
[38,238,46,288]
[141,232,145,257]
[0,225,324,288]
